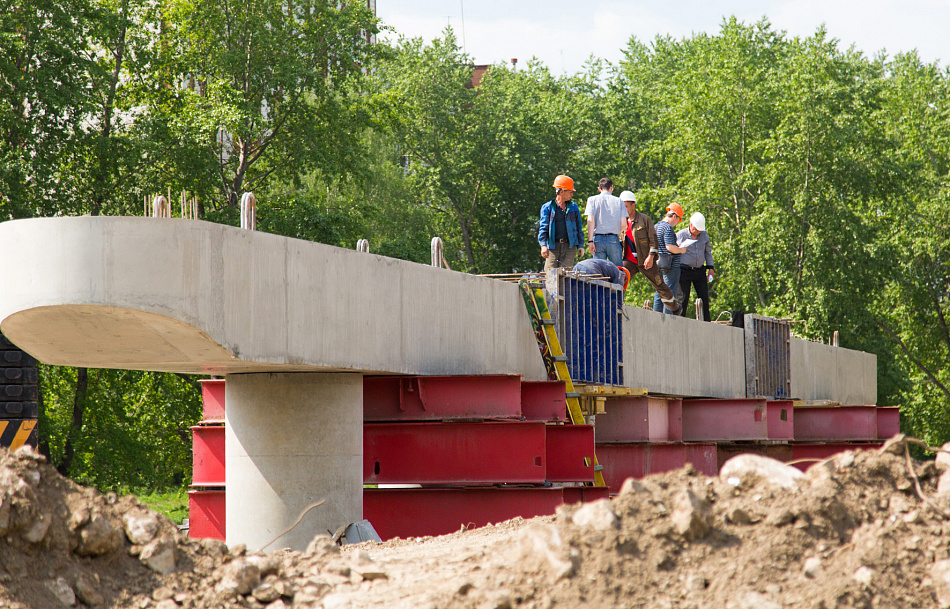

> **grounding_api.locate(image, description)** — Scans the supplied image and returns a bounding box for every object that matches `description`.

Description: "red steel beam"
[596,397,682,443]
[188,489,226,541]
[521,381,568,422]
[563,485,610,504]
[767,400,794,440]
[793,406,878,441]
[363,375,523,421]
[682,399,768,441]
[364,487,570,541]
[686,443,719,476]
[595,443,687,493]
[191,424,225,487]
[545,424,595,483]
[198,379,226,422]
[877,407,900,440]
[364,421,546,484]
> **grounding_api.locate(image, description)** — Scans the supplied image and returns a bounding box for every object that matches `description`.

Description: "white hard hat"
[619,190,636,202]
[690,212,706,232]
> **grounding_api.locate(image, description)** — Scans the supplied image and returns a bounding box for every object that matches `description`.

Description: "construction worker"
[676,211,715,321]
[538,175,585,272]
[572,258,630,289]
[619,191,680,312]
[653,202,686,314]
[584,178,627,266]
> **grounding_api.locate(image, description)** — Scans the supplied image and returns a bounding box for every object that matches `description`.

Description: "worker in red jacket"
[620,191,680,313]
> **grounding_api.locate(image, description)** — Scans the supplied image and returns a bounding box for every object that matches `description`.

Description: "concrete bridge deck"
[0,217,877,550]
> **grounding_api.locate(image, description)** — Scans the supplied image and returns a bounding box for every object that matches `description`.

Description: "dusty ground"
[3,437,950,608]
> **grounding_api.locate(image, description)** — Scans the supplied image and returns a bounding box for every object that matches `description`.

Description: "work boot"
[662,298,680,313]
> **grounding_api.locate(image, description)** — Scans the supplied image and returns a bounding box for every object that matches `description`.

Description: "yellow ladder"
[520,278,606,487]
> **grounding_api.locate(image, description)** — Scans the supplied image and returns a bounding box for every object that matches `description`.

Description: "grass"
[135,487,190,526]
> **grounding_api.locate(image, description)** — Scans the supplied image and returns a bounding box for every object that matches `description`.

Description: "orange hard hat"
[552,175,575,191]
[666,202,684,218]
[619,265,631,290]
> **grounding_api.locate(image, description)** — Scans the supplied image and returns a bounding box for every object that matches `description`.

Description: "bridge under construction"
[0,217,880,551]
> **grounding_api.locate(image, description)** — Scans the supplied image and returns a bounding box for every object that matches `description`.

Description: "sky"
[375,0,949,75]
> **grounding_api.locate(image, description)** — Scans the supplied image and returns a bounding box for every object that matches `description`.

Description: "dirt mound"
[3,438,950,608]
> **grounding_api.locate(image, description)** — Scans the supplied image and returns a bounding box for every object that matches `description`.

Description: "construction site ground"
[3,438,950,609]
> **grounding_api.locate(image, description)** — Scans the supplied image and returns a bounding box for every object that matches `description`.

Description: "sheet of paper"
[679,238,698,247]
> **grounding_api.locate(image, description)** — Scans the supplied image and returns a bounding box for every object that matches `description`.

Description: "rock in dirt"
[74,574,104,606]
[216,558,261,597]
[933,559,950,608]
[936,443,950,496]
[44,577,76,606]
[671,489,711,539]
[517,524,577,580]
[23,510,51,543]
[140,536,178,574]
[571,499,619,530]
[123,510,161,545]
[737,591,780,609]
[76,513,122,556]
[720,454,803,490]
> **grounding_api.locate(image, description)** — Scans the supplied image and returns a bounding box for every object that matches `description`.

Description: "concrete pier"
[226,373,362,551]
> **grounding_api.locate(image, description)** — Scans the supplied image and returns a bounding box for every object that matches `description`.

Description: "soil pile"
[3,436,950,608]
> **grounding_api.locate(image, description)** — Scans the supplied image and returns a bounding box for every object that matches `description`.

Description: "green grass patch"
[135,488,190,526]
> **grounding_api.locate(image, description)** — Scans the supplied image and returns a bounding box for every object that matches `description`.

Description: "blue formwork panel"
[553,270,623,386]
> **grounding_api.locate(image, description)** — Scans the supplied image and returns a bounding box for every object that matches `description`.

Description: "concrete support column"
[225,372,362,551]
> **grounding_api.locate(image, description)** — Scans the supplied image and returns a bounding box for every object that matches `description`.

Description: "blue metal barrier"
[552,270,624,386]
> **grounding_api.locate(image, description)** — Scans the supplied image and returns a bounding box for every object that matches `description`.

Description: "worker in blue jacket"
[538,174,585,272]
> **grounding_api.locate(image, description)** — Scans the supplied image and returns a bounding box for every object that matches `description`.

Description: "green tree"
[0,0,97,217]
[871,52,950,445]
[379,31,607,272]
[152,0,382,212]
[41,366,201,490]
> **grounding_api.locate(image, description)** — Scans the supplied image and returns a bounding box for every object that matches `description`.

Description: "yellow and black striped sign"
[0,419,38,450]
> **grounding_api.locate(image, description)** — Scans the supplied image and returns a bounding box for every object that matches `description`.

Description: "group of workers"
[538,175,715,321]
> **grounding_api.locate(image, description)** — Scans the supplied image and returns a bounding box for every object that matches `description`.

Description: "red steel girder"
[364,487,568,541]
[793,406,878,442]
[363,375,523,421]
[521,381,568,422]
[596,443,717,493]
[545,424,595,483]
[563,485,610,504]
[199,379,225,422]
[877,407,900,440]
[682,398,768,441]
[791,442,883,471]
[364,421,546,484]
[596,397,682,443]
[188,489,226,541]
[686,443,719,476]
[191,424,225,487]
[767,400,794,440]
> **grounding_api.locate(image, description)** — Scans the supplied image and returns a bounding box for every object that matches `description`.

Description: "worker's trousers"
[678,266,711,321]
[543,241,578,273]
[622,260,680,313]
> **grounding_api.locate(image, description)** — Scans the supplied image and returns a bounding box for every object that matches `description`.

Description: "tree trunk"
[58,367,88,477]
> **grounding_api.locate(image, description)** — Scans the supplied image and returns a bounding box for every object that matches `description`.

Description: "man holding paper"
[676,212,715,321]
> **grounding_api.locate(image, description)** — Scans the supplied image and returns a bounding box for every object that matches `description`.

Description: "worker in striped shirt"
[653,203,687,314]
